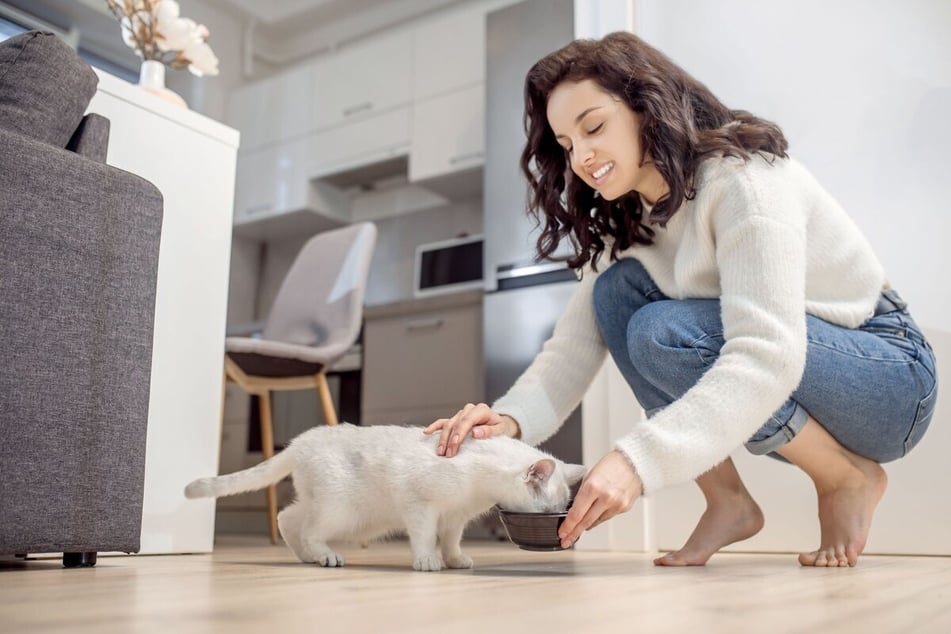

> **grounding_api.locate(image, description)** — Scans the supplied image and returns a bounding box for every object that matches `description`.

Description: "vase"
[138,60,188,108]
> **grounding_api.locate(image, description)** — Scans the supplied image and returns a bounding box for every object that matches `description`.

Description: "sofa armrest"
[66,113,111,163]
[0,127,164,556]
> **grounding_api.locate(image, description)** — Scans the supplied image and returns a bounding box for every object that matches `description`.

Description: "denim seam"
[687,333,723,366]
[746,404,808,455]
[806,339,918,365]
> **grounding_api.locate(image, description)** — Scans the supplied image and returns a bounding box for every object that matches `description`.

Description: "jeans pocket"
[904,379,938,455]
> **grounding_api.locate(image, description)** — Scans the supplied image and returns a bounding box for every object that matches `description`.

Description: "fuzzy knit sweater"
[492,154,886,494]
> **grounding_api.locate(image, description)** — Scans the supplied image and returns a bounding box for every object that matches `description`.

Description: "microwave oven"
[413,234,484,298]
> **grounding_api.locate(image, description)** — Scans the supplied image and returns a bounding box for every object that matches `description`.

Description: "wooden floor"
[2,535,950,634]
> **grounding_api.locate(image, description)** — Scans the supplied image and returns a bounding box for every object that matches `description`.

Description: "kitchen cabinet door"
[409,83,485,184]
[311,30,413,130]
[274,62,316,142]
[412,4,486,101]
[228,76,280,153]
[228,62,315,152]
[233,139,311,224]
[362,296,483,426]
[310,106,412,180]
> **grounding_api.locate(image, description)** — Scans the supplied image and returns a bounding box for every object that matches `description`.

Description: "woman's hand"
[558,450,643,549]
[422,403,520,457]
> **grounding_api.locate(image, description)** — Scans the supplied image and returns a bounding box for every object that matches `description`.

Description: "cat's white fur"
[185,423,586,572]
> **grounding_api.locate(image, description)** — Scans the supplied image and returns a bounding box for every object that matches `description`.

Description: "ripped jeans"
[593,258,938,462]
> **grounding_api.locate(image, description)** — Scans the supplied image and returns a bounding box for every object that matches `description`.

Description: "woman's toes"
[837,547,854,567]
[799,550,819,566]
[653,553,687,566]
[846,547,860,567]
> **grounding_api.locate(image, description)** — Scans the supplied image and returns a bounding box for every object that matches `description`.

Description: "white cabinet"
[412,4,486,100]
[311,105,412,180]
[409,83,485,184]
[275,63,317,142]
[232,136,351,241]
[88,69,238,554]
[227,2,512,232]
[312,30,413,130]
[362,292,484,426]
[228,62,315,152]
[233,138,311,223]
[228,77,275,152]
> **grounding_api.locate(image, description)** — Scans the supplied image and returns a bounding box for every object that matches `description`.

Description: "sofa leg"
[63,552,97,568]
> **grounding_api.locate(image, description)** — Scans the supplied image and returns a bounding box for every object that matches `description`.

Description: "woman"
[424,32,937,567]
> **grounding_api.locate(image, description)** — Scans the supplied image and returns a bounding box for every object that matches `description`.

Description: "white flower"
[156,16,200,52]
[107,0,218,76]
[184,40,219,77]
[152,0,180,23]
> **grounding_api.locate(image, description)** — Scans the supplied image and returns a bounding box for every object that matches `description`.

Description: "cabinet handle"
[404,318,444,332]
[449,151,484,165]
[245,203,273,215]
[343,101,373,117]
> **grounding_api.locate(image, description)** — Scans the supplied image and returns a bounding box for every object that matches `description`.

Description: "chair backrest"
[262,222,377,361]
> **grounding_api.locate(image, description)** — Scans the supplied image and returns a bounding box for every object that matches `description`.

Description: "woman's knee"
[627,300,723,382]
[592,259,656,331]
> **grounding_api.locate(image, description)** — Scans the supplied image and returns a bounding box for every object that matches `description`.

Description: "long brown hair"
[520,31,789,270]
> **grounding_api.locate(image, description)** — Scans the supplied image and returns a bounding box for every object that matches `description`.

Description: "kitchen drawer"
[362,299,483,424]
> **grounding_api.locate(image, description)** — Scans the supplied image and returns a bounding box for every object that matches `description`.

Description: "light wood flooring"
[2,535,950,634]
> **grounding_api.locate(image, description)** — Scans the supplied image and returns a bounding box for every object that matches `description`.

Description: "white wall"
[166,0,246,123]
[625,0,950,555]
[634,0,951,331]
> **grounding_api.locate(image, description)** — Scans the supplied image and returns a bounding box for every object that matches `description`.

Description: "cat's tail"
[184,450,294,499]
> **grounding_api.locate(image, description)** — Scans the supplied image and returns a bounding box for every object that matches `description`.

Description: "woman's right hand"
[422,403,521,457]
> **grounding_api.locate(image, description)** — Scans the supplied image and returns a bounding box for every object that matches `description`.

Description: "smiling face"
[547,79,667,204]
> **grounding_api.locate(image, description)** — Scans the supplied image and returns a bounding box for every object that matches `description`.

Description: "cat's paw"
[317,552,345,567]
[444,553,473,569]
[413,555,443,572]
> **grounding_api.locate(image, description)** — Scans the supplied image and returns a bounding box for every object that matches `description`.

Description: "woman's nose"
[575,143,594,168]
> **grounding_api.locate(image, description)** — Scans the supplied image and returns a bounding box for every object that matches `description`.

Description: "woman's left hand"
[558,450,643,549]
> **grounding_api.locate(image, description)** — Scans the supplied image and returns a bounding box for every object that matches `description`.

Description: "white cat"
[185,423,586,572]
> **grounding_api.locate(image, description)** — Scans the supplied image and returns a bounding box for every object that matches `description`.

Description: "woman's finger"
[422,418,448,435]
[436,412,460,456]
[560,499,610,549]
[443,403,479,457]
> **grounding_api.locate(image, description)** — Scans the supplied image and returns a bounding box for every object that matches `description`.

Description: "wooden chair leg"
[258,389,279,545]
[316,372,339,426]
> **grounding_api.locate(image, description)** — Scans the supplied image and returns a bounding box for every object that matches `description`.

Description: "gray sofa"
[0,31,164,567]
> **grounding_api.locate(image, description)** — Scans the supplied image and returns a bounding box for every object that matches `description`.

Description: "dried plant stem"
[105,0,189,69]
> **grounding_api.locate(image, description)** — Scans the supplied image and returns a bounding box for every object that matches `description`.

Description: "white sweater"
[492,155,885,494]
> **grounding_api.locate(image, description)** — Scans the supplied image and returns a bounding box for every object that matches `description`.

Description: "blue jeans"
[593,258,938,462]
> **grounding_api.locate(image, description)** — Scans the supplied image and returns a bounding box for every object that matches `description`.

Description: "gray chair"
[223,222,377,543]
[0,32,163,567]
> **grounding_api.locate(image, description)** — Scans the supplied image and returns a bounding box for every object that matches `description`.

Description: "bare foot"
[799,457,887,567]
[654,491,764,566]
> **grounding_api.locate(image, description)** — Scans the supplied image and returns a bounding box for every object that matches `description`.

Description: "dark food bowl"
[496,500,575,551]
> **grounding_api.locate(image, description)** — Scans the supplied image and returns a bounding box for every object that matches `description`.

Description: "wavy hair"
[520,31,789,270]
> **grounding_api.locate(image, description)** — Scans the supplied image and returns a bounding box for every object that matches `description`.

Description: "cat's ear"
[564,463,587,485]
[525,458,556,486]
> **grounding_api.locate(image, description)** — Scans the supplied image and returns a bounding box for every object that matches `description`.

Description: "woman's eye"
[588,123,604,135]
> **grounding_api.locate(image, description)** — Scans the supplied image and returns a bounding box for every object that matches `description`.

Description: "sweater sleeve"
[492,268,608,447]
[615,163,809,494]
